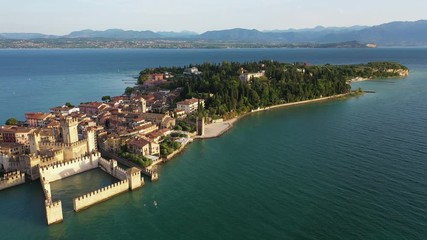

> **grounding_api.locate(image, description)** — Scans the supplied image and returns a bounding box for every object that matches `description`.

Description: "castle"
[1,116,96,180]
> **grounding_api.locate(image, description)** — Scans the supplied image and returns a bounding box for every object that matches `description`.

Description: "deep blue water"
[0,48,426,239]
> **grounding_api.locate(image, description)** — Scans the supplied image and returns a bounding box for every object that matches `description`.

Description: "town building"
[140,112,176,129]
[25,112,53,127]
[149,73,164,81]
[50,106,80,116]
[128,138,160,157]
[183,67,201,75]
[79,102,110,115]
[0,142,26,155]
[98,134,122,152]
[239,71,265,84]
[176,98,205,114]
[15,127,36,145]
[0,125,17,143]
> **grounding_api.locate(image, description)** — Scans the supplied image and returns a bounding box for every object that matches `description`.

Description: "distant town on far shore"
[0,20,426,48]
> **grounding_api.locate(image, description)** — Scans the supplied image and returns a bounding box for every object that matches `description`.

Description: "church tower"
[60,117,79,144]
[138,98,147,113]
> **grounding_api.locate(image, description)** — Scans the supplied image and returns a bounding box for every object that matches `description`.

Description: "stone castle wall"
[39,139,88,161]
[73,179,129,212]
[98,158,128,180]
[45,200,63,225]
[116,166,128,180]
[40,157,59,167]
[39,152,100,183]
[98,157,110,171]
[39,139,87,149]
[128,170,144,190]
[40,167,64,225]
[0,171,25,191]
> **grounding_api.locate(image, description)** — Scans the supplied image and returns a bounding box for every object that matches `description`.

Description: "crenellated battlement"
[45,200,63,225]
[46,200,62,208]
[0,173,24,181]
[75,180,129,201]
[35,150,146,225]
[39,152,100,172]
[39,139,87,149]
[2,170,21,179]
[40,156,58,165]
[73,179,129,212]
[98,157,109,166]
[38,152,100,183]
[98,158,128,181]
[61,117,79,126]
[116,166,127,176]
[0,171,26,191]
[40,141,70,149]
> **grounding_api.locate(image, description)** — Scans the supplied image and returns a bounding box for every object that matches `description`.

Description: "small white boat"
[153,200,158,207]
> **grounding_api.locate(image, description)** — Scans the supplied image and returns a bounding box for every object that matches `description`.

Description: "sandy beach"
[349,77,371,82]
[195,118,238,139]
[195,93,349,139]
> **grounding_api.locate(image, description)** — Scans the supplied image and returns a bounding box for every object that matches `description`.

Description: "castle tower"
[196,117,205,136]
[85,127,97,153]
[29,131,41,154]
[138,98,147,113]
[127,167,143,190]
[60,117,79,144]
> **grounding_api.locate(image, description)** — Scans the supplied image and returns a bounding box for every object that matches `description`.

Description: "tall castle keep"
[60,117,78,144]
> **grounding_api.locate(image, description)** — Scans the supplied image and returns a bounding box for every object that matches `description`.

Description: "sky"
[0,0,426,35]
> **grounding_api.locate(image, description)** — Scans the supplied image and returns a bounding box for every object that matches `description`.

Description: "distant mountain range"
[0,29,198,40]
[199,20,427,46]
[1,20,426,46]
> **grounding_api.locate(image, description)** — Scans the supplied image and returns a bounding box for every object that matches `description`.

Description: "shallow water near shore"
[0,48,427,239]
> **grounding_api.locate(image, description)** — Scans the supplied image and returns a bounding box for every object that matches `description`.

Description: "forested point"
[138,61,408,118]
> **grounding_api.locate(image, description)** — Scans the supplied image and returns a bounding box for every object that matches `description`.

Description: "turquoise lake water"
[0,48,426,239]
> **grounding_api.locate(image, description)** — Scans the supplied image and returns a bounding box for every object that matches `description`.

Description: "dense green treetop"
[138,61,408,118]
[5,118,18,125]
[101,95,111,102]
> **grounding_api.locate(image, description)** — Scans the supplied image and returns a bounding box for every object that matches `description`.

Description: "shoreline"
[194,93,350,140]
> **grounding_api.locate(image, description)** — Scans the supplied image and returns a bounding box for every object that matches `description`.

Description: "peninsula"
[0,60,408,225]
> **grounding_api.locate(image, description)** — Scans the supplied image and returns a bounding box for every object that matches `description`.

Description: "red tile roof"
[25,112,52,120]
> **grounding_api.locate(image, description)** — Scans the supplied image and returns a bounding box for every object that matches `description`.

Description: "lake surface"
[0,48,426,239]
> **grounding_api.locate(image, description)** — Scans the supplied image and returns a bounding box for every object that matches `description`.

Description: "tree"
[65,102,74,108]
[125,87,134,96]
[5,118,18,125]
[138,74,149,85]
[101,95,111,102]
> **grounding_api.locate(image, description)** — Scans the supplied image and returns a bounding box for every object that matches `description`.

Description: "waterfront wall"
[98,158,128,180]
[73,179,129,212]
[39,152,100,183]
[45,200,63,225]
[0,171,25,191]
[142,167,158,181]
[128,169,144,190]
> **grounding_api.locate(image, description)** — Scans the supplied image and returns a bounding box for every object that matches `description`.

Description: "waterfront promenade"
[197,93,349,139]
